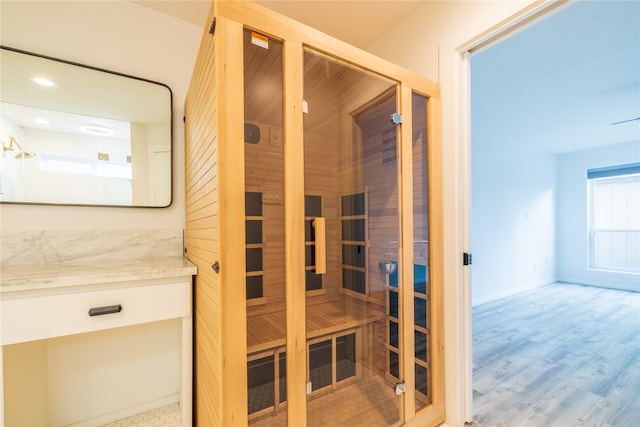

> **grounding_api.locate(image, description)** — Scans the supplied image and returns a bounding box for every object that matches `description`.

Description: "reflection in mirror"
[0,46,172,207]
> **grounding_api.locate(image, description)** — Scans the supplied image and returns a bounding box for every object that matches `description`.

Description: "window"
[588,163,640,273]
[40,154,132,179]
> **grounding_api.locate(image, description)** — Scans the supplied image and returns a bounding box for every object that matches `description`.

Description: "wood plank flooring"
[472,282,640,427]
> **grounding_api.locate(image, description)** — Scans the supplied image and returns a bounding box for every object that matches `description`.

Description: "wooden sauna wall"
[243,47,399,317]
[243,123,343,316]
[184,2,221,425]
[303,131,342,306]
[352,94,400,376]
[303,50,401,377]
[243,40,344,318]
[243,30,285,317]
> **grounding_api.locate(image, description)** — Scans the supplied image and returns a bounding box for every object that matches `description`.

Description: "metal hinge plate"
[463,252,472,266]
[209,17,216,35]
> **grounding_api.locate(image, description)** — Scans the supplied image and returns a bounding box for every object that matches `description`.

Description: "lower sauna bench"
[246,302,379,418]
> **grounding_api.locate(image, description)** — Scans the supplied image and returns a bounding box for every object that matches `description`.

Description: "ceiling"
[252,0,422,49]
[472,0,640,154]
[138,0,639,155]
[1,47,171,142]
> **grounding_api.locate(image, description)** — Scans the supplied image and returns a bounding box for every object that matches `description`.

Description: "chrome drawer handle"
[88,304,123,317]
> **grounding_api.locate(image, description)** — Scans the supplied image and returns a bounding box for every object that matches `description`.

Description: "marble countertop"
[1,256,197,294]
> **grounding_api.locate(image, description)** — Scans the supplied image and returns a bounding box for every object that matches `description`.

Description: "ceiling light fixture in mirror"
[0,46,173,207]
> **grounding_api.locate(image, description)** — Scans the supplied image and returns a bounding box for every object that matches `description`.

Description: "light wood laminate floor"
[473,282,640,427]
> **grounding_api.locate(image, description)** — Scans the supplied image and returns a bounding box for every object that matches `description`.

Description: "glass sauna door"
[302,49,404,426]
[243,29,288,426]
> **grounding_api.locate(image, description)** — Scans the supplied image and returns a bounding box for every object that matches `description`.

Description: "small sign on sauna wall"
[382,127,397,168]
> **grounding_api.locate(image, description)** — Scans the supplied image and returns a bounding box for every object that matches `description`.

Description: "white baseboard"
[556,277,640,293]
[66,394,180,427]
[472,278,555,307]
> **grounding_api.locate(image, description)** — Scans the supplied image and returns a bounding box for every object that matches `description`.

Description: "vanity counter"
[0,256,197,293]
[1,256,196,426]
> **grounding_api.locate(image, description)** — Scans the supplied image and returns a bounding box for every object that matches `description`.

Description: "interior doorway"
[466,0,640,424]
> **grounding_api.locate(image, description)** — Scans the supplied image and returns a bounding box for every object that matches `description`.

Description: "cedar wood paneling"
[184,2,221,426]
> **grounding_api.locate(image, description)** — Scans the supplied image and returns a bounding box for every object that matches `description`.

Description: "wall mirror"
[0,46,172,207]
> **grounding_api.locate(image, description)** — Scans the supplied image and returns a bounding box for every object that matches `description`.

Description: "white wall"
[0,3,203,423]
[557,140,640,292]
[468,38,559,306]
[0,0,203,230]
[470,136,557,305]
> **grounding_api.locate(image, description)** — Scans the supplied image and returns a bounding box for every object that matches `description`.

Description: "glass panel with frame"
[303,47,403,426]
[243,29,287,425]
[411,92,431,410]
[0,46,172,207]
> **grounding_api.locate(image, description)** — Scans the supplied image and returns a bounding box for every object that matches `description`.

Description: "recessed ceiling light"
[80,123,114,136]
[33,118,50,125]
[33,77,56,87]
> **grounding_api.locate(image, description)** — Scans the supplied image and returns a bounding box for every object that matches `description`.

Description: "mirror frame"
[0,45,173,208]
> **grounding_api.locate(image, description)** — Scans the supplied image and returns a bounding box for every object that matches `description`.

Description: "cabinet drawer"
[1,281,191,345]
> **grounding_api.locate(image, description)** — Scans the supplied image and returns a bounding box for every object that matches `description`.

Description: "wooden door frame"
[439,1,570,424]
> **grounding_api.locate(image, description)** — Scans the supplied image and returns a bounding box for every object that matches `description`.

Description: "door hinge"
[463,252,472,266]
[394,382,406,395]
[209,17,216,35]
[390,113,403,125]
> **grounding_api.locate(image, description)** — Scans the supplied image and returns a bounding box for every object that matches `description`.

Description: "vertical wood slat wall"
[184,1,219,425]
[185,2,248,426]
[185,1,444,426]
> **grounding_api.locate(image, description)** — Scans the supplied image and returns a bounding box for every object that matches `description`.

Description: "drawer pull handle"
[88,304,123,317]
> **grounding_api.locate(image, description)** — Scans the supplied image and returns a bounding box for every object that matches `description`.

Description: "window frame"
[587,163,640,274]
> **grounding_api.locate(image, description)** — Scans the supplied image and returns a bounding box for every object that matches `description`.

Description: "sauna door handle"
[312,217,326,274]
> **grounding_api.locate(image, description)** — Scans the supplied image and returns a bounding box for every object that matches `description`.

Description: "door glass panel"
[243,28,287,426]
[411,92,431,410]
[336,333,357,382]
[303,48,402,426]
[309,339,333,391]
[248,355,276,414]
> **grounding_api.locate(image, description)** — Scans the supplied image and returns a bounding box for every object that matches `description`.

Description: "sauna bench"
[0,256,196,427]
[247,299,380,355]
[247,299,381,417]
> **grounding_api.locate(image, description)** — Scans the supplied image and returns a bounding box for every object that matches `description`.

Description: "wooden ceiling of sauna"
[243,31,395,140]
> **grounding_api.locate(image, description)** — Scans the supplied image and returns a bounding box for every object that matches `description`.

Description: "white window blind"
[588,163,640,273]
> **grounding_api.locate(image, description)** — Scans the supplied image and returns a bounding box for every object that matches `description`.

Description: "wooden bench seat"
[247,299,380,355]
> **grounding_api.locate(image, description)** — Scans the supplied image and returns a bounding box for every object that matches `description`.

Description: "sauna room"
[184,2,442,425]
[241,29,429,425]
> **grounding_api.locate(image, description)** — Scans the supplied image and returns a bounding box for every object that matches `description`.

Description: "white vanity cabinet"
[0,257,196,427]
